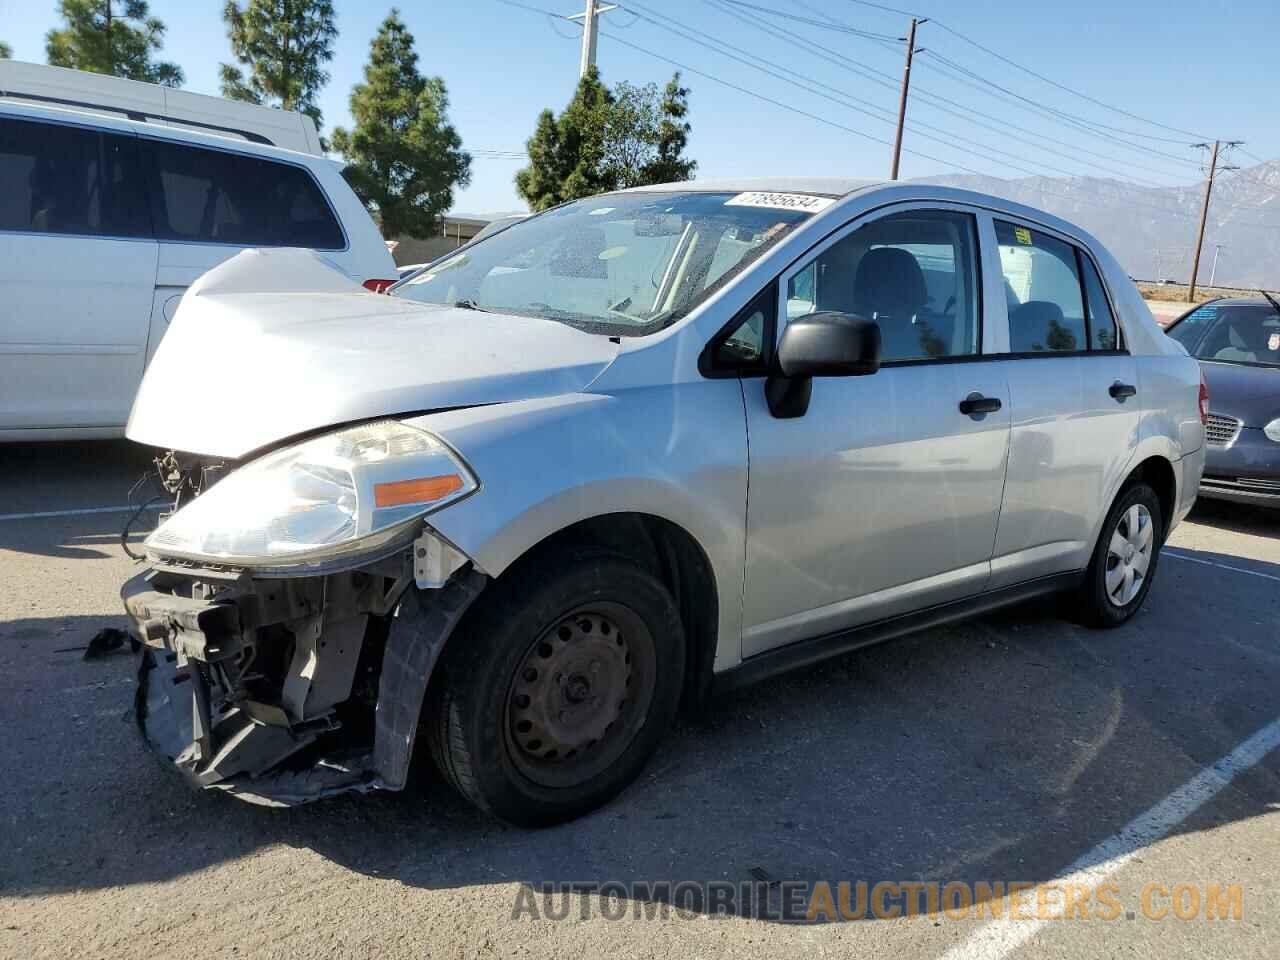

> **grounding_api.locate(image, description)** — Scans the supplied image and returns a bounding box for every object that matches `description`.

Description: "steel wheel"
[1104,502,1154,607]
[503,600,657,790]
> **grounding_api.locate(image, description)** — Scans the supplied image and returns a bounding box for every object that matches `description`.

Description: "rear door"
[136,137,349,363]
[0,114,157,431]
[987,219,1139,588]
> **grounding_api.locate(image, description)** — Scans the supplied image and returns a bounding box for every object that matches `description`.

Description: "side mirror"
[766,312,881,418]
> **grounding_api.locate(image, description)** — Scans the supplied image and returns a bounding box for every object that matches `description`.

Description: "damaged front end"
[124,540,486,805]
[121,419,489,805]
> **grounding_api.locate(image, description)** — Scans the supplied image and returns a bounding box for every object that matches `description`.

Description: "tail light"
[362,278,397,294]
[1198,371,1209,425]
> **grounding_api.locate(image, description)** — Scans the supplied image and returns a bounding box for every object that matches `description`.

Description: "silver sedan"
[120,179,1206,824]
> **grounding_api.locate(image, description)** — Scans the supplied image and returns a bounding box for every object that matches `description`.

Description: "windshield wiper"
[454,299,488,312]
[1260,289,1280,316]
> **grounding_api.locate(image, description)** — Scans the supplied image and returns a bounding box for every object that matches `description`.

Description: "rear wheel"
[426,548,684,826]
[1075,481,1163,628]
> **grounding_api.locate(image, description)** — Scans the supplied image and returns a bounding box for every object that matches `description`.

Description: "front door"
[741,205,1012,656]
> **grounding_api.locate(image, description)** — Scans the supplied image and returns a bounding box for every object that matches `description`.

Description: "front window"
[784,208,981,362]
[1168,303,1280,367]
[392,192,816,337]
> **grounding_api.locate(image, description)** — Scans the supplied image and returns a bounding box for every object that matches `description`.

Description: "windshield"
[391,191,818,336]
[1168,302,1280,368]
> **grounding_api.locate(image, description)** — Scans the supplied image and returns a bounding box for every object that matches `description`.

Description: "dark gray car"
[1166,297,1280,508]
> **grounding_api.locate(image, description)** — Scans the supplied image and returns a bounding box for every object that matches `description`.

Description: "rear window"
[0,117,149,239]
[140,138,344,249]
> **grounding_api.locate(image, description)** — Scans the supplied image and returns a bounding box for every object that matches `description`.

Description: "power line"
[712,0,1186,186]
[918,51,1205,167]
[923,18,1216,143]
[623,1,1173,184]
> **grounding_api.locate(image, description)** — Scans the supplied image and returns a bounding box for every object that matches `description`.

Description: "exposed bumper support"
[123,542,488,805]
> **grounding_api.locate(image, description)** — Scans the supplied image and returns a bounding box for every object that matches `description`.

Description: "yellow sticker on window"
[1013,226,1033,245]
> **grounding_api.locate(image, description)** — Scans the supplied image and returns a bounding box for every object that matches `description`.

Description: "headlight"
[145,421,477,570]
[1265,418,1280,443]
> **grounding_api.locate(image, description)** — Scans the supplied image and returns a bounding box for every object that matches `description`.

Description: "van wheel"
[1075,482,1164,628]
[426,548,685,826]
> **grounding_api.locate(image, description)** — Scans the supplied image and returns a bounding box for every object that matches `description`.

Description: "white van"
[0,66,398,441]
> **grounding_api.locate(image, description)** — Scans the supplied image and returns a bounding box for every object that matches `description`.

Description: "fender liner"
[373,566,489,789]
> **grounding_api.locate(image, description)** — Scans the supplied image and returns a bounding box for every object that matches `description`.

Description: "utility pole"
[890,17,926,180]
[1209,242,1224,288]
[568,0,618,79]
[104,0,113,75]
[1188,140,1241,301]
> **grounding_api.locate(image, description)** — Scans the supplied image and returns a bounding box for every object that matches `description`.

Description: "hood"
[127,249,619,458]
[1199,360,1280,427]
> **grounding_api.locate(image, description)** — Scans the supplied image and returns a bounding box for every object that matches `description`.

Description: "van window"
[0,117,149,239]
[996,220,1087,353]
[140,139,344,249]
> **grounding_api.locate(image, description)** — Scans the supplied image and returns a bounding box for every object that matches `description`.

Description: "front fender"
[407,380,750,671]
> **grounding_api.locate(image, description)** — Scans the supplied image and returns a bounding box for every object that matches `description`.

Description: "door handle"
[959,393,1002,416]
[1109,382,1137,402]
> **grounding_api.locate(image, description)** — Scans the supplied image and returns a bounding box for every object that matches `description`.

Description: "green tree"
[45,0,183,86]
[220,0,336,128]
[516,68,694,210]
[330,11,471,239]
[0,42,12,59]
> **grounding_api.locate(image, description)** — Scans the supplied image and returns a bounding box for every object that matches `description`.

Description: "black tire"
[1075,481,1164,628]
[426,547,685,826]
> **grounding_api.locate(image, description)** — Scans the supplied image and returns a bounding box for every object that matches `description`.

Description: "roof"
[620,177,881,197]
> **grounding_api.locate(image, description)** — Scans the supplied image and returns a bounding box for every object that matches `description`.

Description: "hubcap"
[1104,503,1154,607]
[505,601,656,789]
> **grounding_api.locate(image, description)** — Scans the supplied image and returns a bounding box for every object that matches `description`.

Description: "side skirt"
[713,571,1084,694]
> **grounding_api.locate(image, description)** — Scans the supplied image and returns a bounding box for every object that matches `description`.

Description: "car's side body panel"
[413,380,752,672]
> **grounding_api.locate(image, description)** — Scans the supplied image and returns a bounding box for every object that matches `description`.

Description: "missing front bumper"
[123,548,487,806]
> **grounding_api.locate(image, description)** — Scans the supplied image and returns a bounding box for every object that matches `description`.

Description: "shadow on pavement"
[2,548,1277,923]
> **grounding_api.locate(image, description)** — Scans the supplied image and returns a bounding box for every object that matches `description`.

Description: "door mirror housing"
[766,312,881,418]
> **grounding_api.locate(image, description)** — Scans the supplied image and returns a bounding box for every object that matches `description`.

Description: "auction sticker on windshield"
[724,192,835,213]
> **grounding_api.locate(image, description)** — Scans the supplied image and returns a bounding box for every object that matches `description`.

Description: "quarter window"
[140,139,344,249]
[0,117,149,239]
[995,220,1087,353]
[1079,254,1119,350]
[785,209,981,362]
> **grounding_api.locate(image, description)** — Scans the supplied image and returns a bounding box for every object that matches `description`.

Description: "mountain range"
[922,159,1280,290]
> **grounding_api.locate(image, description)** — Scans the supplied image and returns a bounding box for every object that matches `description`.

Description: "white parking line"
[938,716,1280,960]
[0,504,163,522]
[1165,549,1280,583]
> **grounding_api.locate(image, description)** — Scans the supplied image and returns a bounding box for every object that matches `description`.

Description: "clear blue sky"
[2,0,1276,213]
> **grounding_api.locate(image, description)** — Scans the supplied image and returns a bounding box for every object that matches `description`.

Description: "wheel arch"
[1124,454,1177,541]
[426,511,721,719]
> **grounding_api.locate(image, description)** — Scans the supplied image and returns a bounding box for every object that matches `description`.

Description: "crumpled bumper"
[123,555,487,806]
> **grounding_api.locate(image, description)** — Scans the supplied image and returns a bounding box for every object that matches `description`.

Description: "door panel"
[0,117,157,430]
[0,233,158,430]
[741,362,1011,655]
[989,355,1139,586]
[986,219,1140,585]
[740,204,1011,658]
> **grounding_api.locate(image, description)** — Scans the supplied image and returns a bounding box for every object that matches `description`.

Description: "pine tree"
[516,67,615,211]
[515,69,694,210]
[330,11,471,239]
[220,0,336,128]
[0,42,12,59]
[642,72,695,184]
[45,0,183,87]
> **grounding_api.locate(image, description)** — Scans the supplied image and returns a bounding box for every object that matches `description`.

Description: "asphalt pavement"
[1,440,1277,959]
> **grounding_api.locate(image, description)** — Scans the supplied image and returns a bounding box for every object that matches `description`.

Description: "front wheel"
[1075,481,1164,628]
[426,548,685,826]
